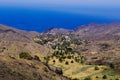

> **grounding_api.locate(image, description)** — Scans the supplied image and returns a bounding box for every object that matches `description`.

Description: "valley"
[34,23,120,80]
[0,23,120,80]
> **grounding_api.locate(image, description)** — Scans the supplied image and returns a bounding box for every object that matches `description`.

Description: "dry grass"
[48,57,120,80]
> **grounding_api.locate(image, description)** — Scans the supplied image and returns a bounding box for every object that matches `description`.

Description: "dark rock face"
[46,64,56,72]
[55,67,63,75]
[46,64,63,75]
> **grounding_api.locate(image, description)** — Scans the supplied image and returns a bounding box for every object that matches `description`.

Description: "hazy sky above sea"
[0,0,120,32]
[0,0,120,7]
[0,0,120,19]
[0,0,120,15]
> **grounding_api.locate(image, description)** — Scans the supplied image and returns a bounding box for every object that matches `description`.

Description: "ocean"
[0,7,118,32]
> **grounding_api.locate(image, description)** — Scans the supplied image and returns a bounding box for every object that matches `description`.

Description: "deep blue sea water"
[0,7,119,32]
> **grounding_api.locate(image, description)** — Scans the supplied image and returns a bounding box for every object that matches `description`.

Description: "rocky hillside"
[0,24,51,57]
[0,23,120,80]
[75,23,120,40]
[0,24,70,80]
[0,55,69,80]
[0,24,39,42]
[44,27,73,35]
[44,23,120,40]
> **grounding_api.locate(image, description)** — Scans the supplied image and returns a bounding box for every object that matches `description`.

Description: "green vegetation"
[44,56,50,64]
[53,60,56,63]
[84,77,92,80]
[34,33,120,80]
[34,55,41,61]
[94,66,99,70]
[109,63,115,69]
[65,61,69,65]
[19,52,41,62]
[96,76,99,78]
[102,75,107,79]
[19,52,33,60]
[72,78,79,80]
[71,60,74,63]
[43,36,86,65]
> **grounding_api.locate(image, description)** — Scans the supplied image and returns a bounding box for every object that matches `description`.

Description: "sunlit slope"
[48,58,120,80]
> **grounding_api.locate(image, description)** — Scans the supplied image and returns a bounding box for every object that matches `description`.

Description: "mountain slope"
[75,23,120,40]
[34,23,120,79]
[0,24,39,42]
[0,23,120,80]
[0,24,70,80]
[0,24,51,58]
[0,55,69,80]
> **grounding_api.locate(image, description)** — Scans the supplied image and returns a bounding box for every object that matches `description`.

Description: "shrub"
[72,78,79,80]
[115,78,119,80]
[59,58,63,63]
[34,55,41,61]
[81,59,84,64]
[51,45,56,50]
[53,60,56,63]
[96,76,99,78]
[67,48,73,52]
[65,61,69,65]
[109,63,115,69]
[94,66,99,70]
[19,52,33,60]
[62,56,66,59]
[71,60,74,63]
[67,55,72,59]
[102,75,107,79]
[44,56,50,64]
[84,77,92,80]
[81,56,85,64]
